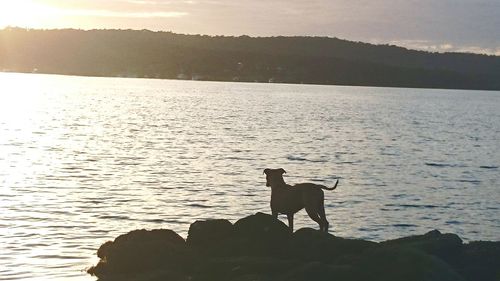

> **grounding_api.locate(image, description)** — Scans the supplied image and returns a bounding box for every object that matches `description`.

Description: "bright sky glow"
[0,0,498,55]
[0,1,55,28]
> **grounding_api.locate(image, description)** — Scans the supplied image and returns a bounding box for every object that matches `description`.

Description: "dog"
[263,168,338,232]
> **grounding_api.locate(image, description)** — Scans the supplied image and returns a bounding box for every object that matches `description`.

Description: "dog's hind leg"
[287,214,294,232]
[305,207,323,231]
[318,205,329,233]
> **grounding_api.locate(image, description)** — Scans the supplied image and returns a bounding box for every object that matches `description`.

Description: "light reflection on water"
[1,72,499,280]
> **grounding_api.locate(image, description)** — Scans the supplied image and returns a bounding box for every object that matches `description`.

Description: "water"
[0,72,499,280]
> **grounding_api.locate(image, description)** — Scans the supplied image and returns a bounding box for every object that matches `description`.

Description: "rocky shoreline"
[88,212,499,281]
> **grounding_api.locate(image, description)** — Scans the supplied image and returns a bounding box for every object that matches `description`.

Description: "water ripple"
[1,73,499,281]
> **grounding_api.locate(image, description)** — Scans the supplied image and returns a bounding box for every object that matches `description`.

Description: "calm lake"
[1,72,499,280]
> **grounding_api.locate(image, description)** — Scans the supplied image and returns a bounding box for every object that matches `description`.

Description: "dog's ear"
[279,168,286,174]
[263,168,270,175]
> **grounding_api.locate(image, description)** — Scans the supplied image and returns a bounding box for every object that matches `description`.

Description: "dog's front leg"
[287,214,294,232]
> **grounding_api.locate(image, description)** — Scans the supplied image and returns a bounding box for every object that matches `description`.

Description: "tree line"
[1,27,499,90]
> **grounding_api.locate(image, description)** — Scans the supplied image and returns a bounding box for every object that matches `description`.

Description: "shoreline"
[0,69,500,92]
[2,71,500,93]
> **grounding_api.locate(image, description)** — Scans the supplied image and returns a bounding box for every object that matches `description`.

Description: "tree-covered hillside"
[1,28,499,90]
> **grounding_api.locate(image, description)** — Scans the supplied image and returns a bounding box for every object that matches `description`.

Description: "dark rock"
[231,212,292,257]
[353,246,465,281]
[289,228,376,263]
[381,229,463,261]
[225,256,298,277]
[187,219,234,256]
[193,256,299,281]
[278,261,353,281]
[88,229,194,279]
[230,274,272,281]
[233,212,291,238]
[457,241,500,281]
[87,215,499,281]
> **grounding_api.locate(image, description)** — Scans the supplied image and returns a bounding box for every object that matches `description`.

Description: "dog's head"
[263,168,286,187]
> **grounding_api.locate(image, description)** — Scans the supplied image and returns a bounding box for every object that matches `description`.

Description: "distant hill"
[1,27,499,90]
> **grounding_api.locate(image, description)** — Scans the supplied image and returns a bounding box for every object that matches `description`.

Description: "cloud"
[61,9,188,18]
[457,46,500,56]
[373,39,500,55]
[125,0,159,4]
[36,2,189,19]
[30,0,500,55]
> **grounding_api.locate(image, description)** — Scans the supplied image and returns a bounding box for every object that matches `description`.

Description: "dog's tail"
[321,179,339,191]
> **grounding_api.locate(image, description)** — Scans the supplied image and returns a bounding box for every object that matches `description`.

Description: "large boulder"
[88,229,194,279]
[231,212,292,257]
[186,219,234,256]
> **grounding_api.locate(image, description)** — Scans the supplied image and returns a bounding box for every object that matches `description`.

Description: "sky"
[0,0,498,55]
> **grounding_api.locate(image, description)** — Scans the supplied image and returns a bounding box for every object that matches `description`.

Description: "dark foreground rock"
[88,212,500,281]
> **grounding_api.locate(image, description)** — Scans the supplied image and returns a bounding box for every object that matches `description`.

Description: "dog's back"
[293,183,326,206]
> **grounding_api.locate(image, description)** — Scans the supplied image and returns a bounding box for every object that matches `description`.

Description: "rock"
[233,212,291,238]
[187,219,234,256]
[88,229,194,279]
[289,228,376,263]
[230,274,272,281]
[231,212,292,257]
[381,229,463,263]
[278,261,353,281]
[352,246,465,281]
[87,215,500,281]
[456,241,500,281]
[193,256,299,281]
